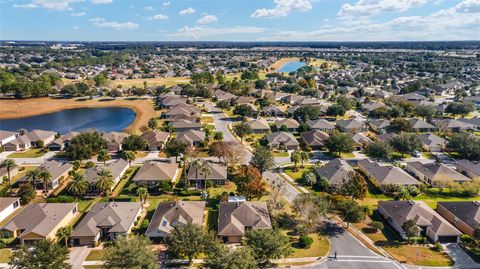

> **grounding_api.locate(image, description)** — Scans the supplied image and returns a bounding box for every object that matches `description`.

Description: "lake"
[277,61,306,73]
[0,107,136,134]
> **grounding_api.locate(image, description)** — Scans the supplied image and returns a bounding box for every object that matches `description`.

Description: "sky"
[1,0,479,41]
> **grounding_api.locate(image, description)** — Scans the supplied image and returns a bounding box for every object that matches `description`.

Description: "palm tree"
[56,226,73,248]
[25,168,40,188]
[299,150,309,168]
[148,118,158,130]
[38,171,52,196]
[68,172,88,198]
[72,160,82,171]
[180,154,190,187]
[122,150,135,166]
[136,187,149,205]
[97,149,111,165]
[290,151,300,172]
[96,168,113,200]
[192,159,202,189]
[200,165,211,191]
[1,159,17,195]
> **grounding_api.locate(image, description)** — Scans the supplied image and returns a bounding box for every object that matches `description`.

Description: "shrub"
[84,161,95,168]
[369,221,384,232]
[432,243,443,252]
[47,195,77,203]
[245,137,254,142]
[298,235,313,249]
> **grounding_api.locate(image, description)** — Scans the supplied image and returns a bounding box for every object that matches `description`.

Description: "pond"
[277,61,306,73]
[0,107,136,134]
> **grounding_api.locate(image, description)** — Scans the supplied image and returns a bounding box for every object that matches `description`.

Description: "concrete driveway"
[69,246,91,269]
[443,243,479,269]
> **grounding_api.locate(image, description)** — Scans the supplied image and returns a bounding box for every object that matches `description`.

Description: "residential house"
[378,200,461,243]
[274,118,300,132]
[417,133,446,152]
[314,158,354,189]
[132,161,179,186]
[103,132,129,152]
[358,159,419,188]
[0,130,17,147]
[458,118,480,131]
[433,119,475,132]
[171,119,202,132]
[175,130,205,147]
[246,119,271,134]
[295,97,321,106]
[3,129,55,151]
[456,159,480,179]
[409,119,437,133]
[351,133,373,150]
[214,89,237,102]
[266,132,299,151]
[300,130,329,150]
[336,119,367,133]
[187,160,227,187]
[0,203,78,244]
[234,96,256,105]
[18,160,73,190]
[146,201,206,241]
[48,131,79,151]
[84,159,129,194]
[369,119,391,133]
[398,93,427,103]
[406,162,471,186]
[437,201,480,237]
[164,104,201,119]
[71,202,142,246]
[218,201,272,243]
[141,130,170,151]
[262,105,285,117]
[0,198,20,223]
[306,119,335,132]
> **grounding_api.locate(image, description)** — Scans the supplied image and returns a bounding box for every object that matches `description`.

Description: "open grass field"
[0,97,157,133]
[7,148,45,158]
[288,233,330,258]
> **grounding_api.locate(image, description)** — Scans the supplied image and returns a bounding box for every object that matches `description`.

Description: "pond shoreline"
[0,97,157,133]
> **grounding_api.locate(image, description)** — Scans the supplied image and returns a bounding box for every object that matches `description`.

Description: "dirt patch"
[0,97,157,134]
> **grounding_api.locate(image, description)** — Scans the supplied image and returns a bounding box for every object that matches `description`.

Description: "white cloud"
[149,14,169,20]
[454,0,480,13]
[197,14,218,24]
[13,0,83,10]
[73,25,80,29]
[13,3,37,8]
[338,0,428,17]
[251,0,313,18]
[264,0,480,41]
[179,7,195,15]
[163,1,170,7]
[144,6,153,11]
[168,25,266,39]
[70,11,85,16]
[89,17,139,30]
[91,0,112,4]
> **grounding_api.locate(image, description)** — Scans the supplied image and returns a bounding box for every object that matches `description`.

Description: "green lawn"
[8,148,45,158]
[283,166,314,181]
[272,151,289,157]
[200,116,214,124]
[85,249,106,261]
[0,249,12,263]
[289,233,330,258]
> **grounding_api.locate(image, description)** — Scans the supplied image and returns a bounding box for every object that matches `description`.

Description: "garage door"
[438,236,458,243]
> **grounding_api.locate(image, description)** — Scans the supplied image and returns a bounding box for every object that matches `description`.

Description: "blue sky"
[1,0,479,41]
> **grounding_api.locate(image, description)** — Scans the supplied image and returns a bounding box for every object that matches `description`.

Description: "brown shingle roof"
[218,202,271,236]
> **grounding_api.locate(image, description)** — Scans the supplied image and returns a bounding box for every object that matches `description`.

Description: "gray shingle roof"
[72,202,141,237]
[300,130,329,147]
[133,161,179,182]
[359,159,419,185]
[1,203,77,238]
[187,160,227,180]
[314,158,354,186]
[306,119,335,130]
[84,159,129,184]
[218,202,271,236]
[266,132,299,146]
[146,201,206,237]
[437,201,480,231]
[407,162,471,183]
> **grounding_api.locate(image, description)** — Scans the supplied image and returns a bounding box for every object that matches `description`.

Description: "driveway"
[443,243,479,269]
[69,246,91,269]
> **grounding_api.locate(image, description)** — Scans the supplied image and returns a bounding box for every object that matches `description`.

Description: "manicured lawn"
[289,233,330,258]
[383,244,453,266]
[0,249,12,263]
[421,152,436,160]
[284,166,314,181]
[8,148,45,158]
[208,181,237,197]
[85,249,106,261]
[272,151,289,157]
[134,151,148,158]
[200,116,214,124]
